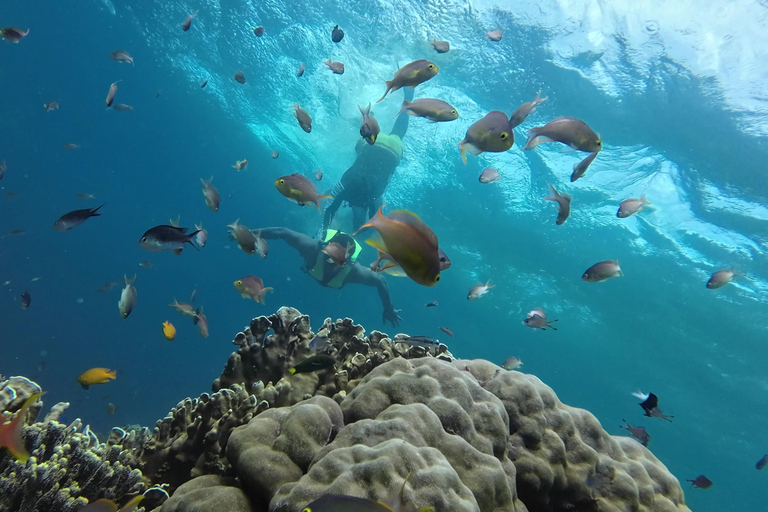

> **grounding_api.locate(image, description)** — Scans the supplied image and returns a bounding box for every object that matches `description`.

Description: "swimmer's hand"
[383,306,402,327]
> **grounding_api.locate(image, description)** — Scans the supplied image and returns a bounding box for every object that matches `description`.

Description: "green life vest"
[308,230,363,289]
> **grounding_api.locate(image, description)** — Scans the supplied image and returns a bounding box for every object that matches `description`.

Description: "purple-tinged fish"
[509,91,547,128]
[544,184,571,225]
[181,12,197,32]
[620,420,650,446]
[571,151,599,181]
[323,58,344,74]
[479,168,501,184]
[617,194,651,218]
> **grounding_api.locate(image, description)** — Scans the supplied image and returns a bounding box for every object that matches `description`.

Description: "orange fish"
[82,495,144,512]
[76,368,116,390]
[274,173,331,211]
[233,275,273,304]
[0,392,43,462]
[162,321,176,341]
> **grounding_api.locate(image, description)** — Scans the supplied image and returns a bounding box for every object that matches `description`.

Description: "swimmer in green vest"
[322,88,414,233]
[252,227,402,326]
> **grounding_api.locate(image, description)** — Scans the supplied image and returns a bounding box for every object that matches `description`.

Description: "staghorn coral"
[0,399,144,512]
[455,359,689,512]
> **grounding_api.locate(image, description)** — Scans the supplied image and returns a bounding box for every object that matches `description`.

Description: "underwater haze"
[2,0,768,510]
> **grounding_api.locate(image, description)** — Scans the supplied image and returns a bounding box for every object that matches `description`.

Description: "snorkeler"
[253,227,402,326]
[321,88,415,234]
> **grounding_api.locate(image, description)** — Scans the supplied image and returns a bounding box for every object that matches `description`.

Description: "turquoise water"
[2,1,767,510]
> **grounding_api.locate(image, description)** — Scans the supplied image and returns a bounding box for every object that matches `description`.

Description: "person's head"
[326,231,357,261]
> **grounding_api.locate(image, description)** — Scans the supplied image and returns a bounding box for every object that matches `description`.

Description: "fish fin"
[485,280,495,288]
[355,204,386,235]
[173,248,183,256]
[124,274,136,285]
[288,367,297,374]
[376,81,392,103]
[395,100,411,117]
[640,194,652,205]
[523,131,552,150]
[544,183,560,202]
[358,102,371,116]
[365,238,387,252]
[0,392,44,462]
[81,383,89,390]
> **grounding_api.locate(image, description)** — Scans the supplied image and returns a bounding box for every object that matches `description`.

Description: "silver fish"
[193,307,209,338]
[194,223,208,248]
[486,30,503,41]
[429,40,450,53]
[544,184,571,225]
[523,308,558,330]
[467,281,494,300]
[582,260,622,283]
[479,168,500,184]
[169,297,197,317]
[509,91,547,128]
[297,63,305,77]
[118,275,137,318]
[112,103,133,111]
[105,80,122,108]
[109,50,134,65]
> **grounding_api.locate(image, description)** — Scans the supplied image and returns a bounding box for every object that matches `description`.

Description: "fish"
[275,173,332,211]
[139,225,200,255]
[138,261,154,268]
[617,194,651,218]
[77,368,116,390]
[486,30,503,41]
[502,357,523,371]
[399,334,442,350]
[75,193,95,200]
[706,269,741,289]
[106,403,117,415]
[571,151,599,182]
[82,496,144,512]
[458,111,514,163]
[323,58,345,74]
[756,454,768,470]
[687,475,713,489]
[439,326,454,337]
[233,70,246,84]
[162,321,176,341]
[234,275,273,304]
[201,177,220,212]
[396,98,458,122]
[292,103,313,133]
[97,281,120,293]
[620,420,650,446]
[44,100,59,111]
[232,158,248,171]
[109,50,134,65]
[425,301,438,307]
[0,393,44,462]
[544,184,571,225]
[429,40,450,53]
[0,27,30,43]
[0,229,25,238]
[169,298,197,317]
[272,151,279,159]
[253,26,265,37]
[315,169,323,181]
[524,116,602,152]
[523,308,558,330]
[181,12,197,31]
[467,281,494,300]
[309,334,329,352]
[62,143,81,149]
[193,307,209,338]
[582,260,622,283]
[636,392,673,421]
[53,204,104,231]
[356,206,442,286]
[288,354,336,374]
[509,91,548,128]
[297,63,306,77]
[331,24,344,43]
[112,103,133,111]
[194,223,208,248]
[118,275,137,318]
[377,60,439,102]
[189,288,197,302]
[0,160,6,180]
[200,79,208,88]
[105,80,122,108]
[19,290,31,309]
[479,168,501,184]
[358,103,380,145]
[254,231,269,258]
[228,219,258,254]
[303,473,433,512]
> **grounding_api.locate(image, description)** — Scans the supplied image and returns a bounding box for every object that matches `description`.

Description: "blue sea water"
[2,1,767,510]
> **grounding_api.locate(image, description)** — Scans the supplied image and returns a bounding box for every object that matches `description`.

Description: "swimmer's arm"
[346,265,401,326]
[254,227,320,262]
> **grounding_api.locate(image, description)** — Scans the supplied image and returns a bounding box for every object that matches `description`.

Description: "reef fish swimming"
[233,275,273,304]
[53,204,105,231]
[288,354,336,374]
[139,225,200,254]
[77,368,116,390]
[275,173,332,211]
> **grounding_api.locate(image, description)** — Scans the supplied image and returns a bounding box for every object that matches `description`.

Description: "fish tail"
[485,280,495,288]
[544,183,560,201]
[376,82,392,103]
[108,370,117,379]
[358,102,371,116]
[125,274,136,285]
[395,100,411,117]
[314,195,333,212]
[640,194,652,205]
[457,141,469,164]
[355,204,385,235]
[523,129,542,150]
[91,203,106,216]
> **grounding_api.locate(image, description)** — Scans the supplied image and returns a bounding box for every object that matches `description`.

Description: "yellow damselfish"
[162,321,176,341]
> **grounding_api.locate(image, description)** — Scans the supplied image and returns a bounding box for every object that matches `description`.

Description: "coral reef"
[159,475,254,512]
[0,386,145,512]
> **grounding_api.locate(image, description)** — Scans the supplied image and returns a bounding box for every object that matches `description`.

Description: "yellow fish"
[162,321,176,341]
[77,368,116,390]
[356,206,441,287]
[82,495,144,512]
[0,392,44,462]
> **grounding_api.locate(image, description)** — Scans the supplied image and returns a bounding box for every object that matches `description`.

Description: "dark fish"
[109,50,134,65]
[509,91,547,128]
[105,80,122,108]
[182,12,197,31]
[200,79,208,88]
[687,475,713,489]
[544,184,571,225]
[253,26,265,37]
[297,63,306,77]
[377,60,438,103]
[0,229,25,239]
[291,103,312,132]
[0,27,29,43]
[707,269,741,289]
[0,160,6,180]
[20,290,31,310]
[272,151,279,159]
[309,334,329,351]
[234,70,246,84]
[44,100,59,111]
[439,326,454,337]
[571,151,599,181]
[425,301,438,307]
[53,204,104,231]
[582,260,622,283]
[637,392,673,421]
[138,225,200,255]
[331,24,344,43]
[323,58,345,74]
[288,354,336,374]
[620,420,650,446]
[756,454,768,470]
[524,116,602,152]
[106,403,117,415]
[97,281,120,293]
